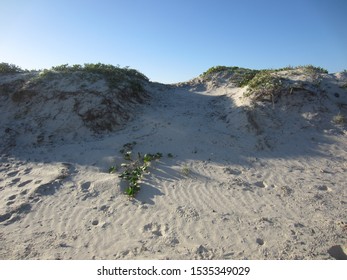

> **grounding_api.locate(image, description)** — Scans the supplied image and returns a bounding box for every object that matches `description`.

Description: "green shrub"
[0,62,24,73]
[244,71,284,101]
[237,69,260,87]
[115,142,165,197]
[118,151,162,197]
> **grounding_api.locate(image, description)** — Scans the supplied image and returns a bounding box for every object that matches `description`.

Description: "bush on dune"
[37,63,149,91]
[244,71,284,102]
[0,62,24,74]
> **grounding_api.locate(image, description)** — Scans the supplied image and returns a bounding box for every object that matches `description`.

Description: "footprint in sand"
[223,167,242,175]
[143,222,168,237]
[195,245,215,260]
[256,238,265,246]
[0,203,32,225]
[280,185,294,196]
[254,181,266,188]
[34,180,62,196]
[176,206,200,222]
[80,182,99,200]
[315,185,332,192]
[81,182,92,192]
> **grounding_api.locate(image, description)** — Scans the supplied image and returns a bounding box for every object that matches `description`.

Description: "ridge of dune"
[0,65,346,260]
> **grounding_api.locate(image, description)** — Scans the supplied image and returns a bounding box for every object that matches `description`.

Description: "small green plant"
[119,152,162,197]
[115,142,165,197]
[120,141,137,154]
[108,166,117,174]
[119,163,148,196]
[123,151,132,161]
[143,152,162,163]
[333,113,346,124]
[181,165,191,176]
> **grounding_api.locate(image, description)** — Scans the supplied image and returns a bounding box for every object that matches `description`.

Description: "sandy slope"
[0,69,346,259]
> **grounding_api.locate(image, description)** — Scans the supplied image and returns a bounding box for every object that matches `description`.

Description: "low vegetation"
[244,65,328,101]
[0,62,148,93]
[38,63,148,90]
[300,65,328,75]
[0,62,24,73]
[200,64,329,102]
[201,66,260,87]
[201,64,328,92]
[333,113,346,124]
[181,165,191,176]
[112,142,168,197]
[243,70,284,102]
[201,66,235,76]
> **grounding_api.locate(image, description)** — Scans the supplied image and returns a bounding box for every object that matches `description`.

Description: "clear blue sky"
[1,0,346,83]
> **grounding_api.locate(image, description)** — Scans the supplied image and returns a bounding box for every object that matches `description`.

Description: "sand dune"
[0,66,346,259]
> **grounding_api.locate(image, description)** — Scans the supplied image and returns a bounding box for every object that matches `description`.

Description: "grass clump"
[181,165,191,176]
[0,62,24,73]
[333,113,346,124]
[108,166,117,174]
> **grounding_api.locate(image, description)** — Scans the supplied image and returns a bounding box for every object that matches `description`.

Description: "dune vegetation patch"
[200,65,329,103]
[0,62,24,74]
[35,63,148,91]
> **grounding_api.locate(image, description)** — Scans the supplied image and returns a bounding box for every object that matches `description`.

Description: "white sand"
[0,69,346,259]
